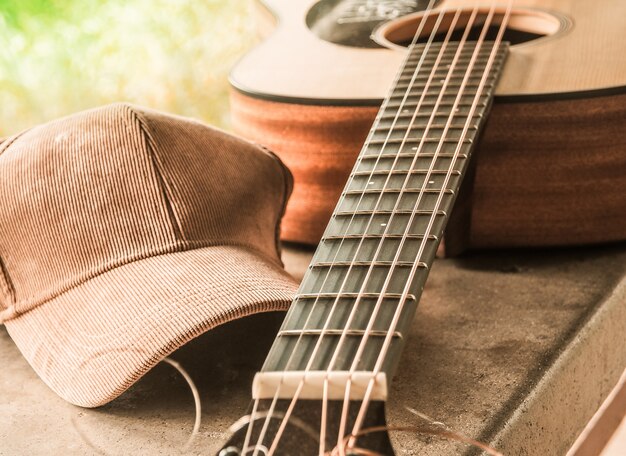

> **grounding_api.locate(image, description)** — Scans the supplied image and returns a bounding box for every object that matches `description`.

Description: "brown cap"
[0,103,297,407]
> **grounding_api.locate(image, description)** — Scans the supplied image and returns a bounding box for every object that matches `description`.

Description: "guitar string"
[327,6,485,449]
[279,2,443,379]
[244,4,442,453]
[246,1,499,450]
[265,9,468,456]
[245,2,444,454]
[270,4,492,453]
[329,2,494,446]
[246,0,504,453]
[264,5,483,455]
[346,1,514,448]
[249,0,512,450]
[247,2,445,453]
[249,4,444,454]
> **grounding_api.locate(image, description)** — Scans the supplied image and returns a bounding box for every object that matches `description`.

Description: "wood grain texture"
[231,90,377,243]
[231,0,626,102]
[471,94,626,248]
[231,90,626,249]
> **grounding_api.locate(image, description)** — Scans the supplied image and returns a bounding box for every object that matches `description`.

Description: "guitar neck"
[260,40,509,393]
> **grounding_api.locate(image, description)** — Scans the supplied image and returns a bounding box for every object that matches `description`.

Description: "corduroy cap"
[0,103,298,407]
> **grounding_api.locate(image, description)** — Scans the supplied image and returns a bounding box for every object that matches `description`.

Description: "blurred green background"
[0,0,257,137]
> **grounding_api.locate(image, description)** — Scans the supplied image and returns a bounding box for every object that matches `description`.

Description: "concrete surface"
[569,368,626,456]
[1,243,625,455]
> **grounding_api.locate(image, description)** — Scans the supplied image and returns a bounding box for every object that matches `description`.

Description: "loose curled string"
[229,410,321,444]
[71,356,201,455]
[331,406,503,456]
[162,357,202,452]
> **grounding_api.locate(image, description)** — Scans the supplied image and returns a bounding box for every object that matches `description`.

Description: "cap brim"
[5,245,297,407]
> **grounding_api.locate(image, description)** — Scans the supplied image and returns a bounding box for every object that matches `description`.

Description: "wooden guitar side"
[231,90,626,249]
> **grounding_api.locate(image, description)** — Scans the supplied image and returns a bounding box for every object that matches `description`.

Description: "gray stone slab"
[1,244,625,455]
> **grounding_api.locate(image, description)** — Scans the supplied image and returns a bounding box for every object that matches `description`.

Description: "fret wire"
[374,128,479,135]
[343,188,455,196]
[384,101,488,109]
[388,92,490,98]
[379,114,483,122]
[395,81,496,90]
[375,121,481,127]
[304,8,458,365]
[256,2,453,453]
[261,9,455,379]
[360,152,468,159]
[264,38,492,370]
[334,209,447,216]
[310,261,428,269]
[370,135,476,144]
[399,72,500,80]
[260,6,452,376]
[295,292,417,301]
[372,129,472,136]
[399,69,501,78]
[406,55,504,64]
[323,233,439,242]
[329,14,488,380]
[327,30,495,376]
[351,169,462,176]
[254,8,459,448]
[264,19,502,388]
[366,137,473,145]
[349,10,512,442]
[398,67,503,81]
[373,123,480,130]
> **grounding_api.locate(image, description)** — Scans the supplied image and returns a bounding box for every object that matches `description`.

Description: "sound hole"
[412,24,543,46]
[305,0,441,48]
[374,7,568,49]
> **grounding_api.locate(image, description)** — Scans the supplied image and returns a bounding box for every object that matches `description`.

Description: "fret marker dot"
[412,147,418,150]
[381,223,387,227]
[429,180,435,184]
[368,181,374,185]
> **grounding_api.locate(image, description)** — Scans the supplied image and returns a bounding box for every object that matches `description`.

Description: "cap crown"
[0,103,290,320]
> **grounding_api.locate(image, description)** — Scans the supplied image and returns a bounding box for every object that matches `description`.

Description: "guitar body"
[230,0,626,249]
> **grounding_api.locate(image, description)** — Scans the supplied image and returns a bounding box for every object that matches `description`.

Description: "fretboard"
[262,40,508,382]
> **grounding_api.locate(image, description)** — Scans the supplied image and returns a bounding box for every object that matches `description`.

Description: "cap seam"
[0,255,16,317]
[1,129,31,308]
[125,105,186,242]
[0,130,37,321]
[3,239,285,322]
[256,144,293,265]
[0,129,32,157]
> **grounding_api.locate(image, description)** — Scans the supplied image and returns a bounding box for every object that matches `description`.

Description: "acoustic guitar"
[230,0,626,251]
[218,0,626,454]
